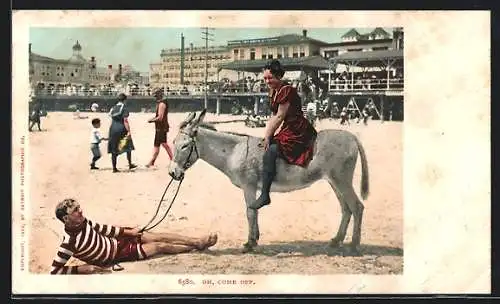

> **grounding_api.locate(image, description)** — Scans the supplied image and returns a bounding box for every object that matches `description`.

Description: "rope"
[138,177,174,233]
[140,177,184,233]
[114,176,184,272]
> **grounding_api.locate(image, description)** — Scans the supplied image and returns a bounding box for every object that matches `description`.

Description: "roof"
[68,54,87,63]
[323,38,393,48]
[342,28,392,40]
[29,52,68,63]
[218,56,330,73]
[342,28,361,38]
[329,49,403,67]
[371,27,390,36]
[227,34,329,48]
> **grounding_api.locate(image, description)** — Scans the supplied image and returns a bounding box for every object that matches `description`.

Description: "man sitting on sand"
[50,198,218,275]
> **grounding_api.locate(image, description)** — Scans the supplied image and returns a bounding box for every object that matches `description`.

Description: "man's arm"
[89,220,125,238]
[149,103,166,123]
[50,240,78,275]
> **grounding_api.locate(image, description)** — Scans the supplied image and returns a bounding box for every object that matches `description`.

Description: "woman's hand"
[260,137,271,151]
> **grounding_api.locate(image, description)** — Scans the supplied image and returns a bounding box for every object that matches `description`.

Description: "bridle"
[178,131,200,170]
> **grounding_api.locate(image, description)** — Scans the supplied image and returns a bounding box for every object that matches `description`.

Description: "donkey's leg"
[242,186,259,252]
[328,179,352,248]
[343,185,365,256]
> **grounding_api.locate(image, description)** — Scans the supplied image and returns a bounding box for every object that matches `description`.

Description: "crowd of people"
[32,83,154,97]
[329,71,404,91]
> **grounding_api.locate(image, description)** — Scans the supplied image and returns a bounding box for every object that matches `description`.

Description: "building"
[320,28,395,60]
[227,30,329,61]
[149,62,163,88]
[340,27,391,43]
[151,28,403,89]
[29,41,119,86]
[157,43,232,88]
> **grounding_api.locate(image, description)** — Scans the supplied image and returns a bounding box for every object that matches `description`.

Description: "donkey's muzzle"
[169,171,184,181]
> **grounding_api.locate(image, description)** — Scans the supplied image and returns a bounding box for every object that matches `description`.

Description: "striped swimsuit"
[50,219,138,274]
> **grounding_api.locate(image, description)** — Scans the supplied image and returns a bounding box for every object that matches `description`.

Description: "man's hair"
[55,198,77,223]
[91,118,101,127]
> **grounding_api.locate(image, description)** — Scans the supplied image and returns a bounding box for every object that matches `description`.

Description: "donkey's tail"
[353,135,370,200]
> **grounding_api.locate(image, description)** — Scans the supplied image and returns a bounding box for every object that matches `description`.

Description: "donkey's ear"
[195,108,207,125]
[183,112,196,125]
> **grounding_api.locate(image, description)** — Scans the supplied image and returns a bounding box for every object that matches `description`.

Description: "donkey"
[168,109,370,255]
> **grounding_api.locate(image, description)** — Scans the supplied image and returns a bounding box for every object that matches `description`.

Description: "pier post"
[216,96,221,115]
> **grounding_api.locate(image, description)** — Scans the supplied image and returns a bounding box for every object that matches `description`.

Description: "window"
[299,45,305,57]
[261,47,267,59]
[239,49,245,60]
[324,50,339,58]
[283,47,289,58]
[277,47,283,59]
[233,49,239,60]
[250,48,256,60]
[292,46,298,58]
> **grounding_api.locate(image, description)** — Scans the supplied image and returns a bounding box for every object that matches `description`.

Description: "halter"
[179,131,200,170]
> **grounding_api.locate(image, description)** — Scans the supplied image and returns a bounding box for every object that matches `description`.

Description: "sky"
[30,27,391,72]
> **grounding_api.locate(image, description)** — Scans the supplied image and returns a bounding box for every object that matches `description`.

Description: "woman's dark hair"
[117,93,127,101]
[264,59,285,79]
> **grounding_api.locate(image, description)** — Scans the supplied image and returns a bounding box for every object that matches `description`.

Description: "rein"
[113,134,199,272]
[139,140,199,233]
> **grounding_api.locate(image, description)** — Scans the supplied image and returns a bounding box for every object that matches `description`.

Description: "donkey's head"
[168,109,207,181]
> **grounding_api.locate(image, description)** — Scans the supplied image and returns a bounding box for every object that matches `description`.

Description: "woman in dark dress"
[248,60,318,210]
[107,93,137,173]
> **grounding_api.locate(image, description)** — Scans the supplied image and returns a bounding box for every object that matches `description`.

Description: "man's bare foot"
[197,233,218,251]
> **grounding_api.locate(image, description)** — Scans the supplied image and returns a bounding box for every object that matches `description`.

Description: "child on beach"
[90,118,108,170]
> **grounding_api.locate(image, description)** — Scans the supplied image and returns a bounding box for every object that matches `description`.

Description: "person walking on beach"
[146,88,174,168]
[89,118,108,170]
[107,93,137,173]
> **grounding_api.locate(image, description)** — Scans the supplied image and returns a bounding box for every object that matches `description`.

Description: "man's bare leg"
[161,142,173,160]
[142,242,197,258]
[141,232,217,250]
[146,146,160,167]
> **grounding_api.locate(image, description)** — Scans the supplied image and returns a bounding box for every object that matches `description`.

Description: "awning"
[218,56,331,73]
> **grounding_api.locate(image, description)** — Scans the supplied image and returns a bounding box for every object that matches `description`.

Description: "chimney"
[302,30,307,37]
[29,43,32,54]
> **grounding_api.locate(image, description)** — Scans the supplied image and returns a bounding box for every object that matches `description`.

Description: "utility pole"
[201,27,215,110]
[180,33,185,85]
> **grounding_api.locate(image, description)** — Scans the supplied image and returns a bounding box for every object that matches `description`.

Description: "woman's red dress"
[270,84,317,167]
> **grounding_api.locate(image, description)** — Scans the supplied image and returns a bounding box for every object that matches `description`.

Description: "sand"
[28,111,403,275]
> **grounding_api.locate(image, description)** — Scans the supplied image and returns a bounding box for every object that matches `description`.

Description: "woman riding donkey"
[249,59,318,210]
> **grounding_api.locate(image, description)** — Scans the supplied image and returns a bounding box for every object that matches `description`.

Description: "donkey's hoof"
[329,238,343,248]
[343,245,362,257]
[242,242,256,253]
